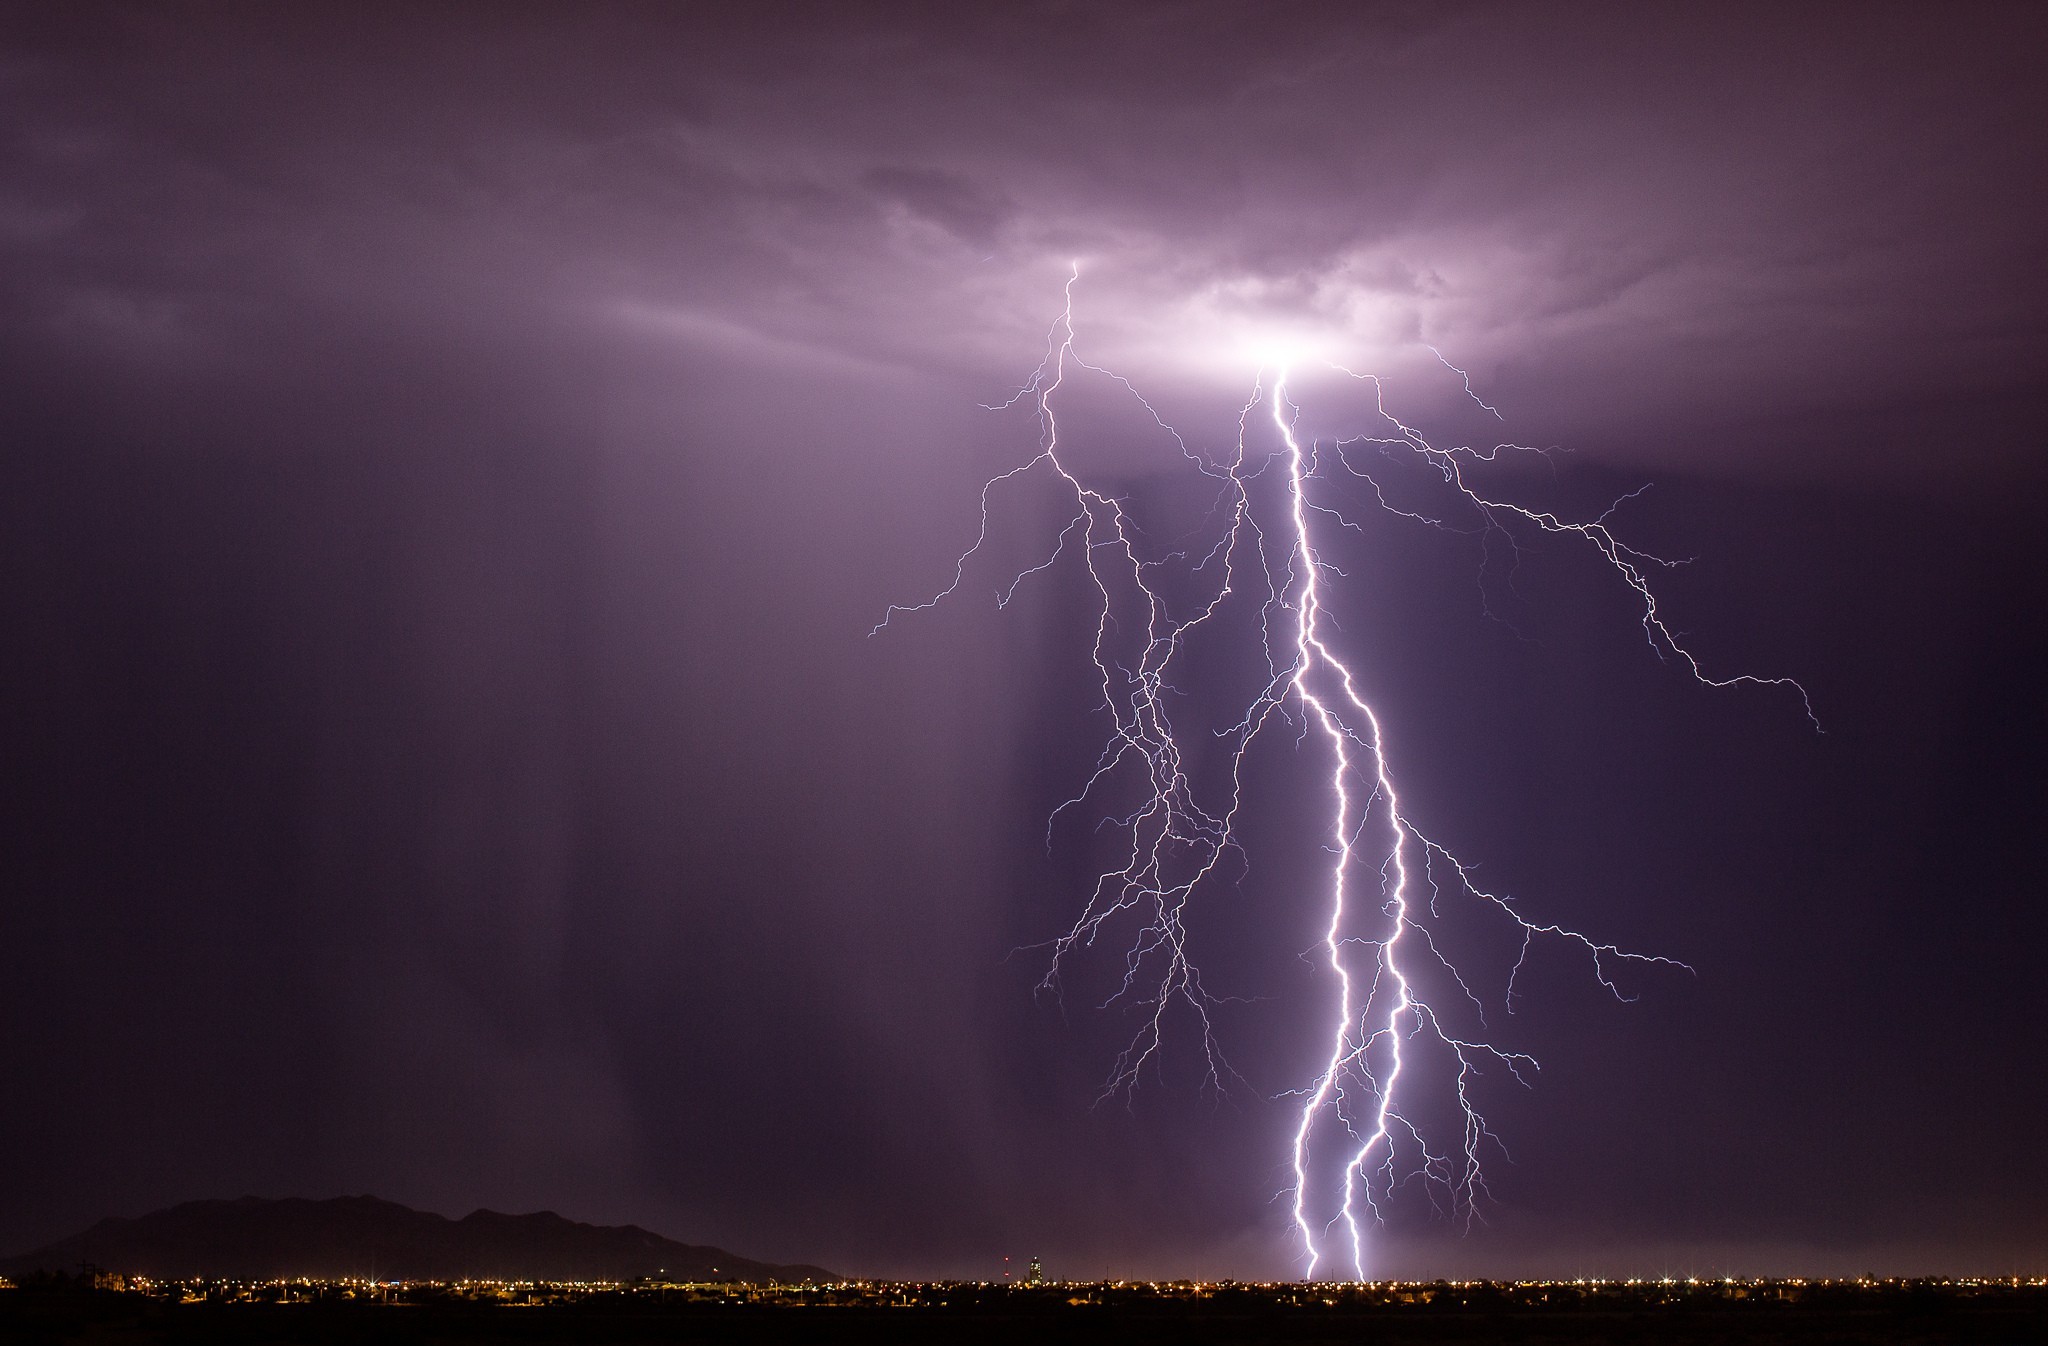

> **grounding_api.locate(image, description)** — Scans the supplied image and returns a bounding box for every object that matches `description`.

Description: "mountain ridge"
[0,1195,834,1283]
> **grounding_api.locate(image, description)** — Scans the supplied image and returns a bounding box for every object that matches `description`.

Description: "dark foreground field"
[5,1283,2047,1346]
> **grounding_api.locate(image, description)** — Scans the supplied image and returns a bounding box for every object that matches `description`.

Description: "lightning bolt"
[875,267,1812,1279]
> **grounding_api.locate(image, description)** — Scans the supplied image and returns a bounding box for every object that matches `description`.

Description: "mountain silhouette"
[0,1195,833,1283]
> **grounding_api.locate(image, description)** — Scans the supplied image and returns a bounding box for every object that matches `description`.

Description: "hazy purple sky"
[3,2,2044,1280]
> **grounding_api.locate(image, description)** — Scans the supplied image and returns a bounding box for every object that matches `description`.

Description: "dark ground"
[4,1284,2044,1346]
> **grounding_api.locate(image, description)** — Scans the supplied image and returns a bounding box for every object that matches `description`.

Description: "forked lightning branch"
[875,269,1811,1279]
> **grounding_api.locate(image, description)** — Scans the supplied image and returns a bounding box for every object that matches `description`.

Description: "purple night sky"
[3,2,2044,1280]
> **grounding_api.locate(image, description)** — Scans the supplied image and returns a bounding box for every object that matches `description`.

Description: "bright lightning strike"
[875,267,1813,1279]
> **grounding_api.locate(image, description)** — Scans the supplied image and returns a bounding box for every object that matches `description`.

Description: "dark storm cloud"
[861,166,1017,252]
[2,0,2044,1283]
[6,3,2041,466]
